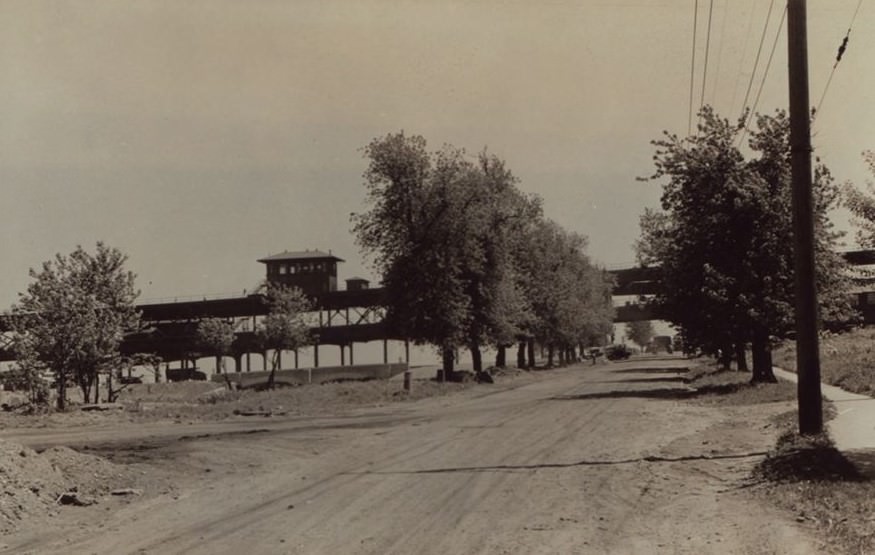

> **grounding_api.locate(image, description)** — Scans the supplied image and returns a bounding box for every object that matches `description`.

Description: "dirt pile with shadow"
[0,438,140,533]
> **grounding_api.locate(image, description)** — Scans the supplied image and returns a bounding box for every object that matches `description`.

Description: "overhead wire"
[813,0,864,121]
[737,0,775,126]
[728,1,758,120]
[688,0,699,136]
[738,3,787,148]
[709,0,730,109]
[699,0,715,113]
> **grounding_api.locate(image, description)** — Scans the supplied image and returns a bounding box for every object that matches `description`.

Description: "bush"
[0,366,49,406]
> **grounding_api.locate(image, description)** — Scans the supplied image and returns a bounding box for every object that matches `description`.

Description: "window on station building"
[279,264,287,275]
[289,265,297,274]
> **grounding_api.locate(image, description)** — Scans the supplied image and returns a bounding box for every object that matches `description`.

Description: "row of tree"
[636,107,857,382]
[352,132,615,375]
[8,242,312,409]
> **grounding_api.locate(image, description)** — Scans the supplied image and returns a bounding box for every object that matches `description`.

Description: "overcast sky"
[2,0,873,308]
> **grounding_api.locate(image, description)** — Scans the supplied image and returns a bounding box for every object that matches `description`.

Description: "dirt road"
[2,358,828,554]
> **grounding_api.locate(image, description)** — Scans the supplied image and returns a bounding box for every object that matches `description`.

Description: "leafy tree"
[515,220,614,366]
[625,320,654,351]
[12,243,140,409]
[256,284,312,389]
[844,151,875,246]
[354,131,614,374]
[197,318,237,389]
[353,133,525,374]
[638,108,852,382]
[3,339,49,406]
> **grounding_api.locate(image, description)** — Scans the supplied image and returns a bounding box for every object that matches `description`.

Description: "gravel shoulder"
[1,359,829,554]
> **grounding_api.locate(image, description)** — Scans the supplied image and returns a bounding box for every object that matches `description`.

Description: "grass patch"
[114,378,479,422]
[686,365,797,405]
[773,327,875,396]
[752,414,875,555]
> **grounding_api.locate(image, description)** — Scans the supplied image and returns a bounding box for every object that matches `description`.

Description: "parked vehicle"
[605,344,631,360]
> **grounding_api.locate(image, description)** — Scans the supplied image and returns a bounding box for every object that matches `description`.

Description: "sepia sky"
[2,0,874,308]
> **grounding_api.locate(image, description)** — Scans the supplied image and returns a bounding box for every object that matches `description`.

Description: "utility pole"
[787,0,823,435]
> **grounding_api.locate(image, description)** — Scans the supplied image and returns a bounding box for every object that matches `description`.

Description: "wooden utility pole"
[787,0,823,435]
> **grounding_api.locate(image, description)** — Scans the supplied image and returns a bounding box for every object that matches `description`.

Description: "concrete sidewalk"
[773,367,875,452]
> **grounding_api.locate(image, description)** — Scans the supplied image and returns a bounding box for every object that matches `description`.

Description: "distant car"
[605,344,632,360]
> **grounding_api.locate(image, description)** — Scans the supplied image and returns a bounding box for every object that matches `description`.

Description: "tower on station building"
[258,249,344,297]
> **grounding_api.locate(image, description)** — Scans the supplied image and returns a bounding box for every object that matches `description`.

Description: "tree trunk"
[470,342,482,373]
[557,348,565,366]
[266,350,280,390]
[219,356,233,390]
[750,327,777,383]
[441,347,455,380]
[80,375,92,405]
[57,372,66,411]
[94,372,100,404]
[717,344,732,371]
[527,339,536,369]
[495,346,506,368]
[734,342,749,372]
[547,344,555,367]
[517,341,527,369]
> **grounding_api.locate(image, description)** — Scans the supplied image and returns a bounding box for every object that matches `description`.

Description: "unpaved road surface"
[2,358,828,554]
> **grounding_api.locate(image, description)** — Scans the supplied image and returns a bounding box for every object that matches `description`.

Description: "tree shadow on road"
[594,376,689,385]
[551,382,744,402]
[610,366,691,375]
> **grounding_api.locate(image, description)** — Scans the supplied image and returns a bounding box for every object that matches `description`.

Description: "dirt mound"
[0,439,135,533]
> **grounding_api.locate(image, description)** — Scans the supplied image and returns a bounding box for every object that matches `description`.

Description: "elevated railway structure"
[3,249,875,368]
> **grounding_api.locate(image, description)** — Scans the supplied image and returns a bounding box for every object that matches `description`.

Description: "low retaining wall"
[211,362,409,389]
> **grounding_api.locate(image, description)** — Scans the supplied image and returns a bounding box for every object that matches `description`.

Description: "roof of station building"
[257,250,345,263]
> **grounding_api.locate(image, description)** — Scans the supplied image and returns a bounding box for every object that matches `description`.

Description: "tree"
[638,108,852,382]
[12,243,140,409]
[354,131,615,375]
[256,284,312,389]
[3,338,49,406]
[844,151,875,247]
[197,318,237,388]
[625,320,654,351]
[515,220,614,367]
[353,133,527,374]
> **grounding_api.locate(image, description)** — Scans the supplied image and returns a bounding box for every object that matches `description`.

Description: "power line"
[813,0,864,121]
[728,1,758,119]
[709,0,730,109]
[688,0,699,136]
[699,0,715,113]
[738,3,786,148]
[737,0,775,125]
